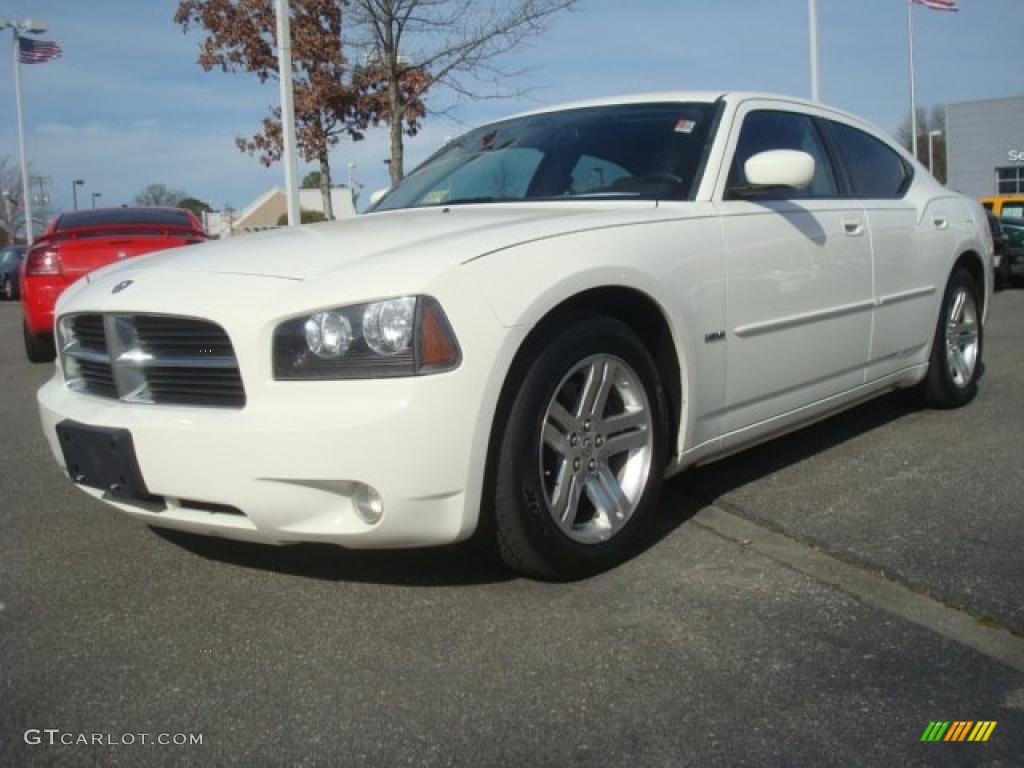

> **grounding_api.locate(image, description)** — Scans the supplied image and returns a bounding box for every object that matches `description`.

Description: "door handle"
[843,219,865,237]
[933,217,948,230]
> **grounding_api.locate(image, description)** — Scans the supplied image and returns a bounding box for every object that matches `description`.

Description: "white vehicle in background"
[37,92,991,579]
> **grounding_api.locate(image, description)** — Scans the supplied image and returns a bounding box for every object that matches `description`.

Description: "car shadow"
[152,529,516,587]
[644,388,929,551]
[153,385,952,586]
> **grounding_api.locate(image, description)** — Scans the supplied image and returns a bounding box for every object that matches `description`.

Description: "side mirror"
[743,150,815,191]
[368,187,391,208]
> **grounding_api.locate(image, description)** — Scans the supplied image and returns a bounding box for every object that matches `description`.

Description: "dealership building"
[946,95,1024,199]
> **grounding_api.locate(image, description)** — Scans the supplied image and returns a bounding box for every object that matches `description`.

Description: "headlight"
[304,311,354,359]
[273,295,461,380]
[56,316,83,388]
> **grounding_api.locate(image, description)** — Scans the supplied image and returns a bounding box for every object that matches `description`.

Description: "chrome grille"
[68,315,117,397]
[71,314,107,351]
[59,313,245,408]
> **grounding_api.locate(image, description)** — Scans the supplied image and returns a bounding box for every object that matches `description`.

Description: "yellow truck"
[980,195,1024,218]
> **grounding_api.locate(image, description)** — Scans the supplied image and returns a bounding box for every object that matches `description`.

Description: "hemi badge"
[704,330,726,344]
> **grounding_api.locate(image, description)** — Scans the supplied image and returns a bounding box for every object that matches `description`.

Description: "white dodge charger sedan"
[38,92,991,579]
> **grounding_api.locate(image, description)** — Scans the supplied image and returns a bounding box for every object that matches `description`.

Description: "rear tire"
[922,268,982,409]
[488,317,669,580]
[23,321,56,363]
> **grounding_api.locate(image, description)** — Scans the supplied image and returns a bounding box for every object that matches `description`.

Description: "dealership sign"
[1010,150,1024,164]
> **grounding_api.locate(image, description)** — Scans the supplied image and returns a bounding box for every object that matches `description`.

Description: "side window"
[727,110,838,198]
[827,121,909,199]
[1000,202,1024,218]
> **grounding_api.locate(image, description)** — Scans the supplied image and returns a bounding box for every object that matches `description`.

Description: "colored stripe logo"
[921,721,997,742]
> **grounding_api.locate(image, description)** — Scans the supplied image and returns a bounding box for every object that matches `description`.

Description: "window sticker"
[674,119,697,134]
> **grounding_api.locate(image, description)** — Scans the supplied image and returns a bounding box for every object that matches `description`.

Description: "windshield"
[374,102,718,211]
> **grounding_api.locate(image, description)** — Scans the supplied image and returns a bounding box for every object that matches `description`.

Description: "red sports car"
[21,207,208,362]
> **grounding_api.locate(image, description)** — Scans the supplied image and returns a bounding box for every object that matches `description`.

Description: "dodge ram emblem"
[111,280,134,294]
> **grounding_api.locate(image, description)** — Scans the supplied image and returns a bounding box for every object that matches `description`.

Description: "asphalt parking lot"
[1,293,1022,767]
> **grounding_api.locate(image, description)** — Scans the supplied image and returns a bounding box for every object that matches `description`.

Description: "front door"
[715,104,874,435]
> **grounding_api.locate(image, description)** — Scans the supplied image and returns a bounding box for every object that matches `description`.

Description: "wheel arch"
[951,249,987,317]
[474,285,686,543]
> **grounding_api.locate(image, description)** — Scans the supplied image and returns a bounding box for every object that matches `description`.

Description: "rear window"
[826,121,910,199]
[56,208,194,230]
[1,248,24,267]
[1000,202,1024,218]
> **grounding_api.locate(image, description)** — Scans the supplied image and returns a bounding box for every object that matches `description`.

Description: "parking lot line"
[693,504,1024,673]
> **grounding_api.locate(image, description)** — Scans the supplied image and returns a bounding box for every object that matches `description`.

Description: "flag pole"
[809,0,820,101]
[274,0,300,228]
[11,29,34,244]
[908,0,919,161]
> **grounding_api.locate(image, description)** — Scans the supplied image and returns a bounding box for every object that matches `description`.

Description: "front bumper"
[37,371,480,548]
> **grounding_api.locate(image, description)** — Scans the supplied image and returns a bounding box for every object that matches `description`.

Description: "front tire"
[922,268,982,408]
[23,321,56,363]
[489,317,669,580]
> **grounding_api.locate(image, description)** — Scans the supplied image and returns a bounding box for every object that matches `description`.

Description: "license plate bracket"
[55,420,156,502]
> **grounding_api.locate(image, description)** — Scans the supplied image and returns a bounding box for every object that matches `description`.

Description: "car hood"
[94,204,665,281]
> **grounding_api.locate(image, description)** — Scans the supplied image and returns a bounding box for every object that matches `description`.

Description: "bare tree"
[346,0,578,186]
[134,183,188,207]
[175,0,416,220]
[0,156,25,242]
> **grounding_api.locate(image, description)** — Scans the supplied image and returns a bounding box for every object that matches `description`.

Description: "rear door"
[714,103,874,435]
[822,120,937,381]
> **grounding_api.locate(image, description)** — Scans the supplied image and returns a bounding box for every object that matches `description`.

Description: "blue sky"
[0,0,1018,217]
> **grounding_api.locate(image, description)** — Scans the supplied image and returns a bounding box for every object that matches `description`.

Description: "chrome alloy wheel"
[539,354,654,545]
[945,286,979,389]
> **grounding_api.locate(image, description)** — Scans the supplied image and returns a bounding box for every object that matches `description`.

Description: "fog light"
[353,483,383,525]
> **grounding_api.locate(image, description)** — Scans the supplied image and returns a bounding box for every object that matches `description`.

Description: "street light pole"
[808,0,820,101]
[11,27,34,244]
[91,192,101,210]
[2,17,47,244]
[274,0,300,227]
[72,179,84,211]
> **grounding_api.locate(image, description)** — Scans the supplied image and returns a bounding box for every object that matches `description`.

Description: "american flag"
[18,38,62,64]
[911,0,959,11]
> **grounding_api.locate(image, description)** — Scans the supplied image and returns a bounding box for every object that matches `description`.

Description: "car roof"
[55,207,197,231]
[498,91,897,153]
[507,91,866,123]
[506,91,726,120]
